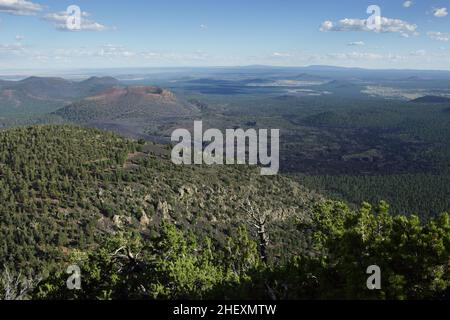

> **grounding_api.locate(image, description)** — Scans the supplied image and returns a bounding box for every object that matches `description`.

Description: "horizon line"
[2,64,450,75]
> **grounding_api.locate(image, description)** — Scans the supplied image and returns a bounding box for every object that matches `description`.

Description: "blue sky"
[0,0,450,70]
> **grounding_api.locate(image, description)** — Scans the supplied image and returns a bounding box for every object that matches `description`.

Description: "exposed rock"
[113,215,122,227]
[140,211,151,227]
[178,185,195,198]
[157,201,171,220]
[113,215,132,228]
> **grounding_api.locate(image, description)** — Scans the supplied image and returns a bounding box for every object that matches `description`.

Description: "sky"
[0,0,450,70]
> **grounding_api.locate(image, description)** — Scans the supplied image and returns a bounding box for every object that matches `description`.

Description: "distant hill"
[0,76,120,115]
[410,95,450,104]
[324,80,357,88]
[76,76,120,96]
[54,86,197,121]
[290,73,330,81]
[403,76,424,81]
[14,77,77,99]
[1,76,120,99]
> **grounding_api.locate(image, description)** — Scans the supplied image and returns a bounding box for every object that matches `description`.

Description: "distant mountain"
[14,77,75,99]
[279,73,329,82]
[247,73,329,82]
[304,65,365,72]
[403,76,424,81]
[186,78,236,86]
[77,76,120,96]
[0,76,120,115]
[1,76,120,99]
[320,80,361,90]
[54,86,198,123]
[410,95,450,104]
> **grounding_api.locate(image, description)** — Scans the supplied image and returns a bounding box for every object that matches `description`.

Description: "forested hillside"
[0,125,448,300]
[0,125,320,272]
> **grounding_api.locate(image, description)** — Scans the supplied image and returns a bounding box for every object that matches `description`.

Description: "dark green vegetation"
[25,201,450,300]
[0,126,136,270]
[0,125,319,275]
[0,125,447,300]
[176,93,450,218]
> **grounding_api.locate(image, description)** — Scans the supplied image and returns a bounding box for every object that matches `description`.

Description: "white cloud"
[410,49,426,57]
[200,24,208,30]
[272,52,292,57]
[433,8,448,18]
[43,11,111,32]
[96,44,135,58]
[140,51,162,59]
[428,31,450,42]
[52,45,136,59]
[320,20,334,32]
[246,49,450,69]
[0,42,26,54]
[403,1,413,8]
[0,0,43,16]
[46,45,213,64]
[15,35,24,41]
[327,52,385,61]
[320,16,418,37]
[347,41,365,46]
